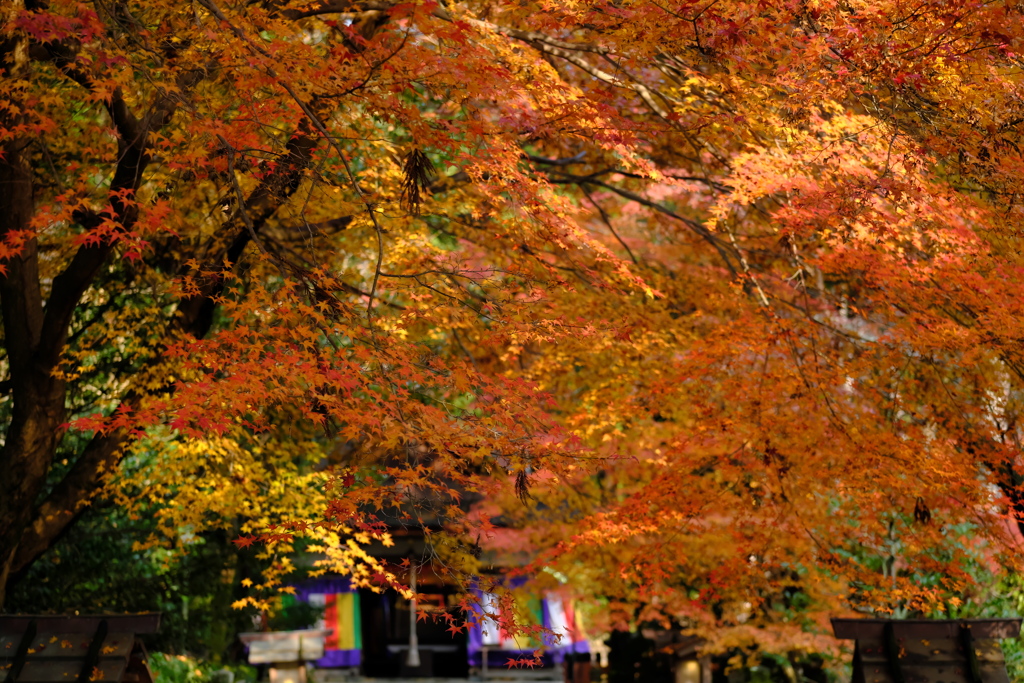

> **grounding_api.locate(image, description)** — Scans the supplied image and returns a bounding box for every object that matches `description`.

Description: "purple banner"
[314,649,360,668]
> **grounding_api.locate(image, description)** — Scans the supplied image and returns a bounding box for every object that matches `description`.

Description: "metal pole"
[406,559,420,668]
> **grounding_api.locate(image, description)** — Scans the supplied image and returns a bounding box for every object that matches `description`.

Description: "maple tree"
[4,0,1024,656]
[466,0,1024,653]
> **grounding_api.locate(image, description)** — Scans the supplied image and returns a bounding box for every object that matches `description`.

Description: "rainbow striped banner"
[468,591,589,667]
[294,579,361,667]
[317,592,362,652]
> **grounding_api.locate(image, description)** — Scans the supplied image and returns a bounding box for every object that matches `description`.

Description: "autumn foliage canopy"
[4,0,1024,651]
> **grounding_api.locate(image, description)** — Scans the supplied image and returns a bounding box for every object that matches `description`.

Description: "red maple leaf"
[232,535,256,548]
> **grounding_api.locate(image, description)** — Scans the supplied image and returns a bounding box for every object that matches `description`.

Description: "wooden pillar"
[405,559,420,668]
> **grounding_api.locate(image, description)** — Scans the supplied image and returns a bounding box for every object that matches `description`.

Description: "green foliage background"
[7,504,256,661]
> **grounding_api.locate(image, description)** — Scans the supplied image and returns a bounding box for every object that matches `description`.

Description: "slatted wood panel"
[833,619,1020,683]
[15,659,127,683]
[0,616,159,683]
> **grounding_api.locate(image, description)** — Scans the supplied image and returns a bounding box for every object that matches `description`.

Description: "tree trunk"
[0,13,54,606]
